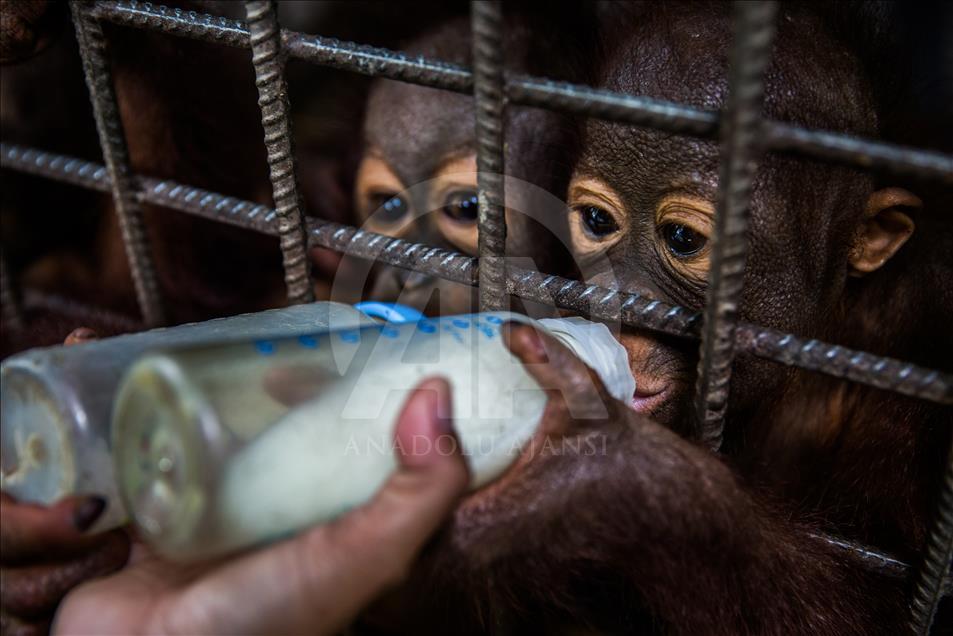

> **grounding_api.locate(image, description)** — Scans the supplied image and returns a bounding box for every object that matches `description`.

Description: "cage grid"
[0,1,951,633]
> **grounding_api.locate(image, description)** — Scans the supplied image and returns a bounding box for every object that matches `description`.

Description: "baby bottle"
[111,311,635,560]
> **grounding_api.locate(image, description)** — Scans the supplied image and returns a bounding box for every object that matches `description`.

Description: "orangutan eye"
[369,193,409,224]
[441,190,480,223]
[659,222,707,258]
[580,205,619,237]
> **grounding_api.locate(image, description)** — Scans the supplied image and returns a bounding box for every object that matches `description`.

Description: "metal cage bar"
[695,1,777,449]
[244,0,313,305]
[86,1,953,184]
[909,435,953,634]
[471,1,507,312]
[69,1,166,327]
[5,143,950,408]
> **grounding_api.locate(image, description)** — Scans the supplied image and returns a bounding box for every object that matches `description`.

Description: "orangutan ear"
[848,188,919,276]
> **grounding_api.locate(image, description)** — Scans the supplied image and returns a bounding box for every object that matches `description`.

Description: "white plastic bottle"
[111,312,634,561]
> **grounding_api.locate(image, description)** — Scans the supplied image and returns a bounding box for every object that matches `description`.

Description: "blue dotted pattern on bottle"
[340,330,360,344]
[252,313,510,356]
[473,319,496,339]
[298,335,319,348]
[255,340,275,355]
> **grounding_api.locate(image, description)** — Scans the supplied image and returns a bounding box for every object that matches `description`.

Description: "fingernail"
[503,321,547,362]
[65,327,98,346]
[434,409,455,437]
[73,496,106,531]
[428,379,455,437]
[428,418,459,466]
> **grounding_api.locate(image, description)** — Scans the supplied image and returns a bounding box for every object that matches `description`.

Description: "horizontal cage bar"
[4,142,950,406]
[86,0,953,183]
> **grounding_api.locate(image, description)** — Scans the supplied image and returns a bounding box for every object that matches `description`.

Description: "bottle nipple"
[537,317,636,403]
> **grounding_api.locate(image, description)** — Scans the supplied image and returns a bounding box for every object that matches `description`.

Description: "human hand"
[54,377,469,636]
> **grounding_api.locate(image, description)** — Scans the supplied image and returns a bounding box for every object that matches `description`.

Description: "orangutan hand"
[1,327,133,636]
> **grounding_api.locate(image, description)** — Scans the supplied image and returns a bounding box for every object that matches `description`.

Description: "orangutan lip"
[629,385,668,414]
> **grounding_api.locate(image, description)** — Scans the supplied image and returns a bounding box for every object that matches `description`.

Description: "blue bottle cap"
[353,302,426,324]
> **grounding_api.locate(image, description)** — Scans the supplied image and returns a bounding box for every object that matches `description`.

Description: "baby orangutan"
[332,6,591,315]
[364,3,952,634]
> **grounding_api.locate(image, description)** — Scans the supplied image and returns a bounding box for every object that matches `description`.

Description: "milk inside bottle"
[111,311,634,561]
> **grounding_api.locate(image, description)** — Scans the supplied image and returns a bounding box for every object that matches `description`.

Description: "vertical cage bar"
[909,437,953,635]
[70,2,166,327]
[471,1,507,312]
[0,249,24,333]
[244,0,314,305]
[693,1,778,449]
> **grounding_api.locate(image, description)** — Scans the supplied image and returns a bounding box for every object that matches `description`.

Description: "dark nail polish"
[73,496,106,531]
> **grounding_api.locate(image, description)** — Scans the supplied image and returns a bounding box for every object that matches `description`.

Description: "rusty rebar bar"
[88,0,953,184]
[909,436,953,634]
[244,0,313,304]
[70,1,166,326]
[694,1,778,449]
[308,223,477,287]
[470,1,507,312]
